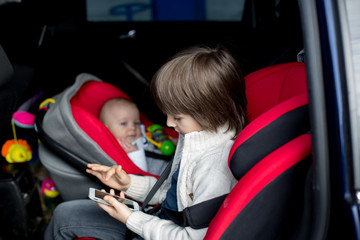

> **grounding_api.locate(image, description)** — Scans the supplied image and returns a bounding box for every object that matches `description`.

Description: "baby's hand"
[118,137,138,153]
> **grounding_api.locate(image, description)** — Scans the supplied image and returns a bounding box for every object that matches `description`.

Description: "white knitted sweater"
[125,126,237,239]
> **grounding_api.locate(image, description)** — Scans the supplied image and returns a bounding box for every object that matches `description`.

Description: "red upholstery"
[205,134,311,240]
[70,81,177,177]
[204,62,311,239]
[245,62,307,122]
[229,93,308,164]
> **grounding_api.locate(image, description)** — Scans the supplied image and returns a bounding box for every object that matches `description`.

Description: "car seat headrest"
[229,93,309,180]
[245,62,307,122]
[229,62,308,180]
[70,81,132,118]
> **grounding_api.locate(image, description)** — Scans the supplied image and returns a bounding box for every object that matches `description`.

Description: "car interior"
[1,0,359,239]
[0,0,314,239]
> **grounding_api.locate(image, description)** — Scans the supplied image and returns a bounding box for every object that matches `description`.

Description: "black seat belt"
[141,157,227,229]
[162,194,227,229]
[142,157,174,212]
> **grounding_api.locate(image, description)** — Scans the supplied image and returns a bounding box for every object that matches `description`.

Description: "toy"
[1,139,32,163]
[146,124,175,156]
[12,111,36,128]
[41,178,60,198]
[1,115,33,163]
[1,93,44,164]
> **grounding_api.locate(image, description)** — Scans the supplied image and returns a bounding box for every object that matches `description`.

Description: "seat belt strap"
[141,157,228,229]
[162,194,228,229]
[142,157,174,211]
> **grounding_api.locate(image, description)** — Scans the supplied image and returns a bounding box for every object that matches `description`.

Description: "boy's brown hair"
[151,45,247,137]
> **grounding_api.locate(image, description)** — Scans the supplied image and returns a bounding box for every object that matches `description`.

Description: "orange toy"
[1,117,32,163]
[1,139,32,163]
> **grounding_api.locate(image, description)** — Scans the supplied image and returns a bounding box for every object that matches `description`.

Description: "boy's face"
[166,114,203,135]
[105,103,142,144]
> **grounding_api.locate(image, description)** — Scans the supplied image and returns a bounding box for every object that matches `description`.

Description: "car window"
[86,0,246,22]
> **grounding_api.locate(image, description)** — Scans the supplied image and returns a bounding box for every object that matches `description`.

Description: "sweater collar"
[182,125,235,153]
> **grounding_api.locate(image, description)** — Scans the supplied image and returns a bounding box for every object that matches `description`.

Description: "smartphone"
[88,188,139,211]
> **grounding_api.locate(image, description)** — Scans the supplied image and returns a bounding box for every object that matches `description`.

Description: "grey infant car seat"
[35,73,176,201]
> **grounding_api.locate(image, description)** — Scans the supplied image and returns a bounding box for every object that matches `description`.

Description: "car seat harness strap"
[142,156,227,229]
[161,194,228,229]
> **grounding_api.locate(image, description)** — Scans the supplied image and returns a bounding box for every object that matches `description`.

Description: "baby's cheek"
[136,129,142,138]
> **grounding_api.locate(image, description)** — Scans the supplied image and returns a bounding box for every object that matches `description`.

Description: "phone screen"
[93,189,137,210]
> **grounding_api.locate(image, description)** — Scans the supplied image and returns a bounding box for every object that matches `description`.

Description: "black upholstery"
[0,44,34,146]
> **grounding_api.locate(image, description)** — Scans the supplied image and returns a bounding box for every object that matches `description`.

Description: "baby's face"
[105,103,142,144]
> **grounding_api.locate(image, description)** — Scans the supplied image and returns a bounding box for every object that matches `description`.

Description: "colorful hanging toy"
[1,111,34,163]
[41,177,60,198]
[146,124,175,156]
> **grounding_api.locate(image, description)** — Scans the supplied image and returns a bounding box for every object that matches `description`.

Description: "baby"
[100,98,148,172]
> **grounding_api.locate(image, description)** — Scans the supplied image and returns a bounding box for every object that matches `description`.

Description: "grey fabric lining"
[39,73,116,201]
[42,73,116,167]
[39,73,168,200]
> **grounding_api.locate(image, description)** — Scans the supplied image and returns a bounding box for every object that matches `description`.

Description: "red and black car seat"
[205,62,312,239]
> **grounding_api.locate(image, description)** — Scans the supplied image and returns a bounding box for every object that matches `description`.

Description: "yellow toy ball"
[1,139,32,163]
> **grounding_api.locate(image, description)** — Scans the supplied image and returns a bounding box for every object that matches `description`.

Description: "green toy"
[146,124,175,156]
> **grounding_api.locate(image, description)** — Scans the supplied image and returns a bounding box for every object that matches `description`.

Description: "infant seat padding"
[70,81,151,177]
[38,144,104,200]
[70,79,171,176]
[39,73,172,200]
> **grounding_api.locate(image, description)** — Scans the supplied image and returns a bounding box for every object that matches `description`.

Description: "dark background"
[0,1,304,238]
[0,0,303,126]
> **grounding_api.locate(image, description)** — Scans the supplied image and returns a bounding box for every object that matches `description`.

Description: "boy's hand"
[86,164,131,191]
[97,189,133,224]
